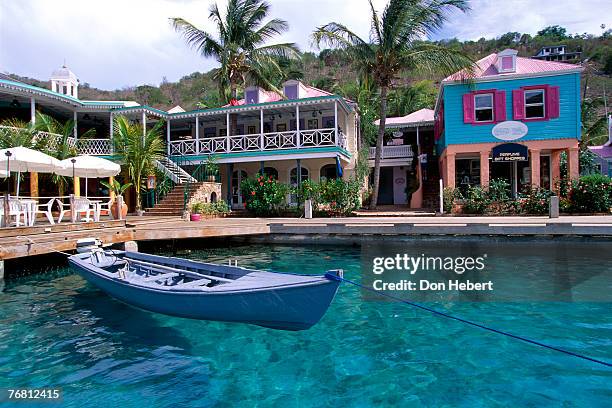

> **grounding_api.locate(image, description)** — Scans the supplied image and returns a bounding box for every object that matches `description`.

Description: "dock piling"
[70,194,76,223]
[2,194,8,228]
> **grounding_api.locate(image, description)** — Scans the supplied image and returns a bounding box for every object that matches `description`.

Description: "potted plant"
[204,155,219,182]
[190,201,205,221]
[100,179,132,219]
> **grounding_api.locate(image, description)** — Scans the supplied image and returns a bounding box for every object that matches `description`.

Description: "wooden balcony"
[168,128,347,156]
[368,144,413,159]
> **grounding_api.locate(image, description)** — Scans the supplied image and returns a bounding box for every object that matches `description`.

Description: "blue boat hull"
[69,253,341,331]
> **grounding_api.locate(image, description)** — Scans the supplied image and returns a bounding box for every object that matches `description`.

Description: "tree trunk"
[135,172,142,213]
[369,85,388,210]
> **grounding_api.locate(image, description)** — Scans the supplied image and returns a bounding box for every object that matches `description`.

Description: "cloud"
[0,0,607,90]
[436,0,609,40]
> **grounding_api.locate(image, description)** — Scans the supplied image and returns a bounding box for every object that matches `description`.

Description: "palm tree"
[581,97,609,146]
[170,0,300,103]
[313,0,474,209]
[112,115,165,214]
[33,112,93,196]
[0,118,37,149]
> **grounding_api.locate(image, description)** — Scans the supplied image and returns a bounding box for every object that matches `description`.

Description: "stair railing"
[169,156,221,212]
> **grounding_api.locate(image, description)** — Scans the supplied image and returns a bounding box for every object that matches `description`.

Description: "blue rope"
[325,273,611,368]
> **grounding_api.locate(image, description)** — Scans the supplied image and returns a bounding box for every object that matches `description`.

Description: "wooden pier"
[1,215,611,263]
[0,216,270,261]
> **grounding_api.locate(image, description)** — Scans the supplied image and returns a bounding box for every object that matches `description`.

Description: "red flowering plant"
[568,174,612,213]
[240,173,289,216]
[518,186,553,215]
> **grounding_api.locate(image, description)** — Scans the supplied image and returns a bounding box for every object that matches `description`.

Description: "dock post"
[123,241,138,252]
[549,196,559,218]
[117,195,124,220]
[0,259,4,280]
[304,199,312,219]
[2,194,9,228]
[70,194,76,223]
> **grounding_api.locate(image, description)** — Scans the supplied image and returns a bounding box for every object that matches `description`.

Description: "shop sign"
[492,143,528,162]
[492,121,528,141]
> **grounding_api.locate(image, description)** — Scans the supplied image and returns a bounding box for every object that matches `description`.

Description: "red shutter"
[463,93,474,124]
[547,86,560,119]
[512,89,525,120]
[494,91,506,122]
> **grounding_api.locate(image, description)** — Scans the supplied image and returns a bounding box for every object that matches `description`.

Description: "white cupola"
[50,64,79,98]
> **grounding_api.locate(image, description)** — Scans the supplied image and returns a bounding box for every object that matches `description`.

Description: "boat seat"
[175,278,211,288]
[142,272,178,282]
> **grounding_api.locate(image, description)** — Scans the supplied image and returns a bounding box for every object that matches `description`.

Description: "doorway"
[376,167,394,205]
[231,169,248,209]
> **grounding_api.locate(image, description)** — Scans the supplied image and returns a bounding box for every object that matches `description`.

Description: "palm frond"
[403,43,474,77]
[169,17,223,58]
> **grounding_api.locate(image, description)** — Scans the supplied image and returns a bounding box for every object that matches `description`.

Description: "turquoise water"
[0,242,610,407]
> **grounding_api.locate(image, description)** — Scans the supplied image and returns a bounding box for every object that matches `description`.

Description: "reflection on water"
[0,239,610,407]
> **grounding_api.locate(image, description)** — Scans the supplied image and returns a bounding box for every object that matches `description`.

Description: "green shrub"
[241,173,289,216]
[203,200,229,215]
[190,201,206,215]
[442,187,458,213]
[488,178,511,203]
[295,179,320,210]
[318,178,361,216]
[518,187,553,215]
[462,185,489,214]
[568,174,612,213]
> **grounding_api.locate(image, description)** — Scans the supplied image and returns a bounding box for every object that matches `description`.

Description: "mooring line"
[17,236,73,257]
[325,273,611,368]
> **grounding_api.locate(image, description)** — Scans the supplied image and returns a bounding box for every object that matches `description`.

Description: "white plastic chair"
[31,198,56,225]
[98,198,113,220]
[56,198,71,224]
[74,197,96,222]
[2,199,27,227]
[57,197,95,223]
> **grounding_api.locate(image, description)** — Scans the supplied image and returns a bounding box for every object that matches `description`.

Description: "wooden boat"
[69,250,343,331]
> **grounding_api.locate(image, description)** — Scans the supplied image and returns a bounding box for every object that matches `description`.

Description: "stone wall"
[187,182,222,209]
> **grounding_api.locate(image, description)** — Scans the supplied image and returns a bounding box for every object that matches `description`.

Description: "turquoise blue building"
[434,48,583,195]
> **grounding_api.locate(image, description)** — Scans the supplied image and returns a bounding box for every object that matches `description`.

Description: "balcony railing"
[368,145,414,159]
[168,128,347,157]
[0,126,113,156]
[76,139,113,155]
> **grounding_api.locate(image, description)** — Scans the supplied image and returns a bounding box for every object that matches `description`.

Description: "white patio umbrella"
[57,155,121,197]
[0,146,63,196]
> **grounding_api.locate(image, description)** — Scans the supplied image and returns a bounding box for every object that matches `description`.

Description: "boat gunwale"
[69,252,337,295]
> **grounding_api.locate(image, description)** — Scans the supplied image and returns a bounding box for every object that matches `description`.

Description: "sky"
[0,0,608,90]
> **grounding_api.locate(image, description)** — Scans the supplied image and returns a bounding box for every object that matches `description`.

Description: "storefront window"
[456,158,481,193]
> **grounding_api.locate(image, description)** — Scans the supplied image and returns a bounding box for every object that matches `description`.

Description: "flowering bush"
[568,174,612,213]
[318,178,361,216]
[241,173,289,216]
[461,186,490,214]
[518,187,553,215]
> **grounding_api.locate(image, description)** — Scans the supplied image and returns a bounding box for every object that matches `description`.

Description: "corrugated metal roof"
[224,83,333,107]
[444,52,582,82]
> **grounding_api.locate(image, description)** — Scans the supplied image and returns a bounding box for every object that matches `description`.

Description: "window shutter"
[512,89,525,120]
[547,86,560,119]
[494,91,506,122]
[463,93,474,124]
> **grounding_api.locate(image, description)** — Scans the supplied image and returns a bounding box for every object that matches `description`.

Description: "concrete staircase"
[144,182,205,216]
